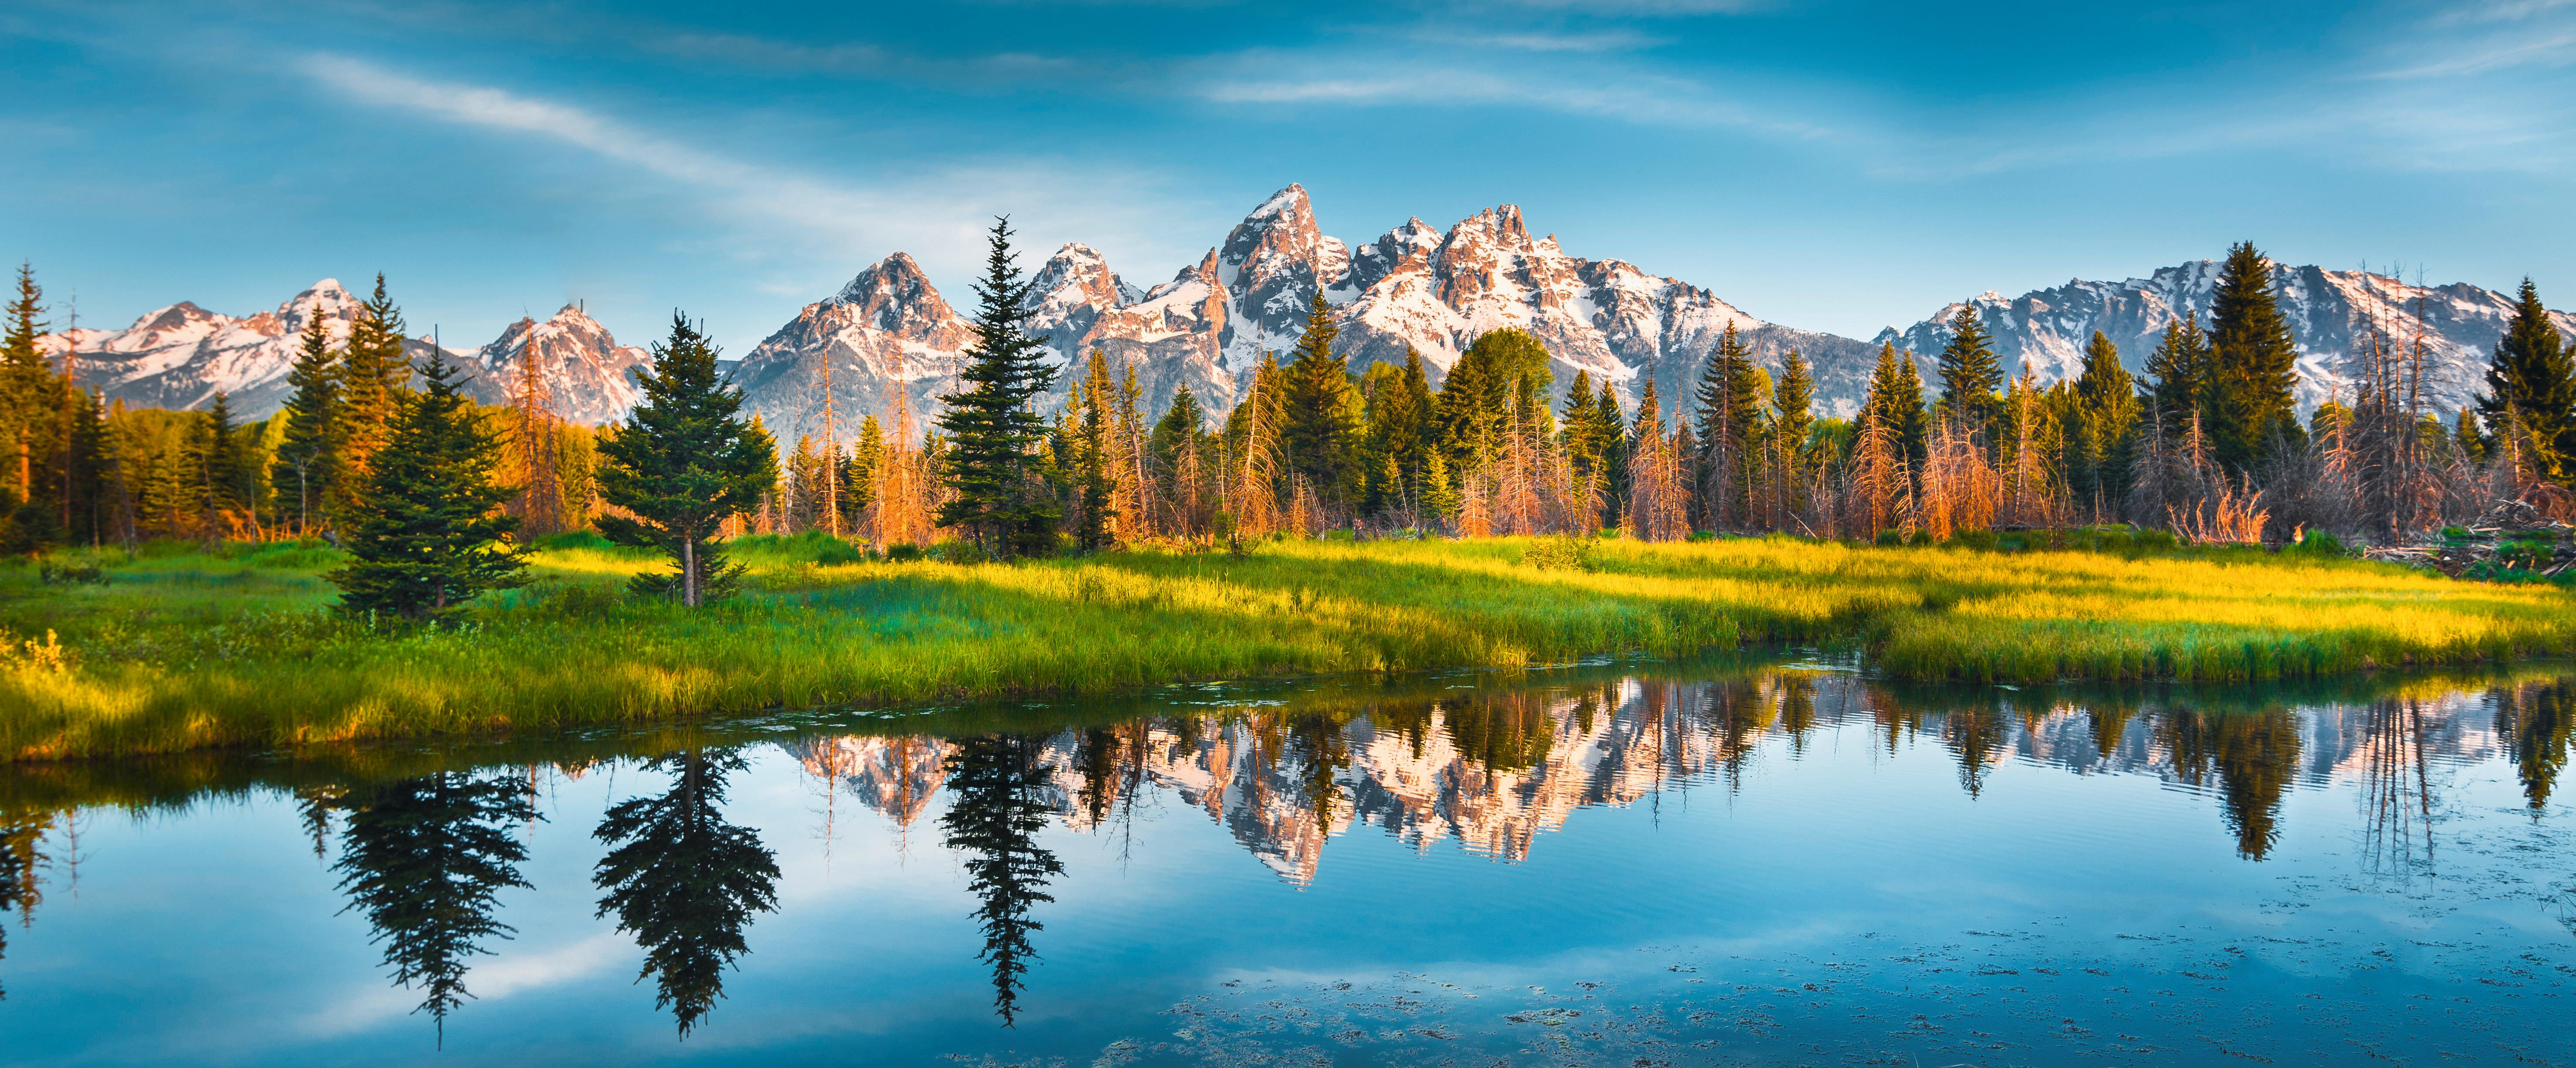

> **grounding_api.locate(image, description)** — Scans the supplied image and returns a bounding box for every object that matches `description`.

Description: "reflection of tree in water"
[939,734,1065,1027]
[1286,713,1354,824]
[1941,700,2010,798]
[592,748,780,1038]
[2087,701,2139,765]
[0,808,61,1002]
[329,772,537,1041]
[1777,676,1818,753]
[2358,697,2437,878]
[1442,694,1554,776]
[2493,678,2575,812]
[2163,709,2302,859]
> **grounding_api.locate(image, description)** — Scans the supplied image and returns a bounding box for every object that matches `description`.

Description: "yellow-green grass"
[0,532,2568,759]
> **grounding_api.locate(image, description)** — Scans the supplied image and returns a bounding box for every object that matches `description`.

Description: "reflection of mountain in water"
[798,674,2558,881]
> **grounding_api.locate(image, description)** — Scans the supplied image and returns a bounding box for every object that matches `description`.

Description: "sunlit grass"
[1,533,2569,759]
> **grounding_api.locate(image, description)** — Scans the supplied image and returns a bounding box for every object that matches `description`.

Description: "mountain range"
[38,185,2574,442]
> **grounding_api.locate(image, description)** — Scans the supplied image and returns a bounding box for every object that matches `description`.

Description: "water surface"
[3,659,2573,1066]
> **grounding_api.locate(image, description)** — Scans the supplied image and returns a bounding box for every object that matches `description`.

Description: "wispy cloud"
[293,54,1208,290]
[1198,59,1836,138]
[1405,27,1663,52]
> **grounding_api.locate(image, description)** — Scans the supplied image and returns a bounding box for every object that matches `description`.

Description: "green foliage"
[2203,242,2304,471]
[1693,322,1766,528]
[936,218,1058,557]
[2474,278,2576,483]
[1280,292,1362,507]
[273,304,345,536]
[328,356,527,622]
[1519,535,1597,573]
[7,536,2576,759]
[595,313,776,607]
[1933,305,2003,442]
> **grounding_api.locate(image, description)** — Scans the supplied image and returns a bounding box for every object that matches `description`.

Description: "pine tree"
[1360,347,1434,519]
[0,265,51,504]
[1072,351,1117,550]
[936,218,1058,557]
[1891,348,1930,469]
[1280,292,1362,513]
[2072,330,2140,515]
[1692,322,1764,529]
[844,413,884,520]
[1592,383,1628,527]
[63,389,108,548]
[273,306,343,537]
[785,435,826,531]
[193,393,247,541]
[333,274,411,522]
[596,313,777,607]
[1773,351,1815,461]
[328,357,525,622]
[2474,278,2576,483]
[1932,305,2004,444]
[2143,318,2213,427]
[2204,242,2303,472]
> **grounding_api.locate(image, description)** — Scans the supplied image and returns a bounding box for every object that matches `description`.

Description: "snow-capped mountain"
[740,184,1883,444]
[47,189,2575,441]
[454,304,652,425]
[37,280,450,419]
[730,252,971,449]
[1875,263,2576,417]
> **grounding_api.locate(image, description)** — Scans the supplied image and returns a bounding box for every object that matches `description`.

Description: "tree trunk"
[682,535,698,609]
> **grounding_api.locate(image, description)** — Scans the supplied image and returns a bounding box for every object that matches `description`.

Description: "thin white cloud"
[1408,27,1663,52]
[1201,62,1836,139]
[293,53,1210,296]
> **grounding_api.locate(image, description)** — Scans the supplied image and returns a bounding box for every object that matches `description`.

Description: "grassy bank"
[1,532,2571,759]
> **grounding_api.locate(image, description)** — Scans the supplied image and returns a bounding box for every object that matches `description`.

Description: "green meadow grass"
[0,531,2569,759]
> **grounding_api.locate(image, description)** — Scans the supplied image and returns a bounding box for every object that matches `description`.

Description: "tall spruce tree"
[328,357,526,622]
[336,274,411,501]
[1071,351,1117,550]
[937,218,1058,557]
[0,264,51,504]
[2474,278,2576,483]
[1360,348,1434,518]
[844,413,884,519]
[1773,351,1816,459]
[1692,322,1764,528]
[273,307,343,536]
[2142,318,2213,427]
[2072,330,2140,511]
[2204,241,2303,471]
[1592,381,1628,526]
[596,313,777,607]
[1932,305,2004,443]
[1280,291,1362,509]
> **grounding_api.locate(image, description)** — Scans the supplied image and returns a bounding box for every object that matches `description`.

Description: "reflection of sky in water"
[3,666,2573,1067]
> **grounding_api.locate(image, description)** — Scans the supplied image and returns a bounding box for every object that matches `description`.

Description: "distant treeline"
[2,228,2569,601]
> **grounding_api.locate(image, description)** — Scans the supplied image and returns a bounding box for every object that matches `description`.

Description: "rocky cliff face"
[1875,263,2576,417]
[732,253,968,449]
[51,193,2574,437]
[454,304,652,425]
[39,280,449,418]
[739,184,1885,445]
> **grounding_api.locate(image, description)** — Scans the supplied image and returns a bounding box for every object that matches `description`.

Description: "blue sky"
[4,0,2570,350]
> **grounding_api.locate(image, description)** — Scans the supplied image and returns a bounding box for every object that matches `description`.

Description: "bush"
[1947,529,1999,551]
[1519,536,1597,573]
[2291,529,2354,558]
[886,542,925,563]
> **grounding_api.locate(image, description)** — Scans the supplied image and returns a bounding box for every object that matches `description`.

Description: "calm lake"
[3,658,2573,1067]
